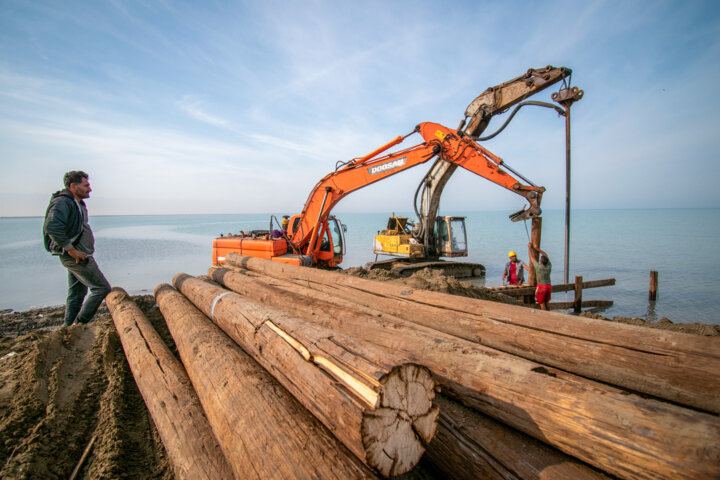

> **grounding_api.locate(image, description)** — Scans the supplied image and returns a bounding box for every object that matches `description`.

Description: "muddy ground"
[0,270,716,479]
[0,296,173,479]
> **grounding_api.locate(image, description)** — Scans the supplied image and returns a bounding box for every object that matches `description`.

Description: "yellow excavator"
[374,215,467,259]
[369,65,573,276]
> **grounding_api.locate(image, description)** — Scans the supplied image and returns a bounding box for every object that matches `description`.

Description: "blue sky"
[1,0,719,216]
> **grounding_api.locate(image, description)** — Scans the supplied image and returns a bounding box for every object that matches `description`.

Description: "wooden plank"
[170,274,438,477]
[225,254,720,415]
[106,288,234,480]
[489,278,616,296]
[209,266,720,480]
[153,284,376,480]
[541,300,613,310]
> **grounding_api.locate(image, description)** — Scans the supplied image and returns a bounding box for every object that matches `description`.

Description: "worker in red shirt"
[529,243,552,310]
[502,251,529,286]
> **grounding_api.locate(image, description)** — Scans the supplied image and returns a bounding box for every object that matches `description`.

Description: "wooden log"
[170,274,438,477]
[225,254,720,415]
[428,395,611,480]
[153,284,376,480]
[105,288,234,480]
[209,266,720,480]
[489,278,615,296]
[527,216,542,287]
[211,267,621,479]
[649,270,659,301]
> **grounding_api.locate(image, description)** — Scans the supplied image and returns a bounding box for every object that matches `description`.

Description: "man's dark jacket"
[43,190,84,255]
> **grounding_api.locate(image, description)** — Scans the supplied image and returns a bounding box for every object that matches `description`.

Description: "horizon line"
[3,206,720,219]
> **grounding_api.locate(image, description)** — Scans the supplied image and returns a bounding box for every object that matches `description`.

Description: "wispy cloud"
[176,95,237,130]
[1,0,719,216]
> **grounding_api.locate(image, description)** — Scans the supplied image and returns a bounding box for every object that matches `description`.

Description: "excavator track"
[364,258,485,278]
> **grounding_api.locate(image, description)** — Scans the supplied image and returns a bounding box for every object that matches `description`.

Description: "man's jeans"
[60,254,111,326]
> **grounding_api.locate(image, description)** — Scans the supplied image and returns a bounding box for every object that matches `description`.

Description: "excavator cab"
[316,216,346,267]
[435,216,468,257]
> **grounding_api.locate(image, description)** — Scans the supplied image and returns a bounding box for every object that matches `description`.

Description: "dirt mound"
[0,296,172,479]
[343,267,522,304]
[580,312,720,336]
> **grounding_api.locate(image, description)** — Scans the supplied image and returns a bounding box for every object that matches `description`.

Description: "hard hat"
[508,251,517,258]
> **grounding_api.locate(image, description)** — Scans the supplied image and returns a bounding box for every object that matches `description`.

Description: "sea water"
[1,209,718,325]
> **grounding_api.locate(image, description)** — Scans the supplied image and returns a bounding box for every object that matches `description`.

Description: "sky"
[1,0,719,217]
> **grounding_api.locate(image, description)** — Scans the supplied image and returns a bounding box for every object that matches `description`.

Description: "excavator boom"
[288,123,544,262]
[418,65,571,255]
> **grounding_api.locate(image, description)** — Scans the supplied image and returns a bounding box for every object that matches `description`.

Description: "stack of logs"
[107,253,720,479]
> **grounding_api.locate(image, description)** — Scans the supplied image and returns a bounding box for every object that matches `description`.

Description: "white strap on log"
[210,292,233,323]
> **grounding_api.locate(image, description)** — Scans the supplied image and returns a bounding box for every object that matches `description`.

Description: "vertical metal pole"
[564,105,571,285]
[554,85,582,286]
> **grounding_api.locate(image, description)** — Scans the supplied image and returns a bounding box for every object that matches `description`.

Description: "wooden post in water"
[573,276,583,313]
[649,271,659,301]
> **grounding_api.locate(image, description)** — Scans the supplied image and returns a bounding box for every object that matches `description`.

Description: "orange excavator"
[212,66,573,269]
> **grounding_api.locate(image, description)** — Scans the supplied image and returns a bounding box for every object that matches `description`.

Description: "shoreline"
[3,282,717,338]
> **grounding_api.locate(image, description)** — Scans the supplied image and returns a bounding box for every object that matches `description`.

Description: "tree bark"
[527,216,542,287]
[225,253,720,415]
[170,274,438,477]
[153,284,377,480]
[105,287,234,480]
[428,395,612,480]
[209,266,720,480]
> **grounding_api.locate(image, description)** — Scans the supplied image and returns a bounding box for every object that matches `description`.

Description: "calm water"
[1,209,718,325]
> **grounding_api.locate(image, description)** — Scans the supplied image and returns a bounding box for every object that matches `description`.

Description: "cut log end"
[362,364,438,477]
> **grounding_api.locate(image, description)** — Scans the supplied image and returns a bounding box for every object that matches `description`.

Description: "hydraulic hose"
[473,100,565,142]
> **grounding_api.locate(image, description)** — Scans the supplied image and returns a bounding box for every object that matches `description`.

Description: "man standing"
[502,250,528,286]
[43,171,111,326]
[529,243,552,310]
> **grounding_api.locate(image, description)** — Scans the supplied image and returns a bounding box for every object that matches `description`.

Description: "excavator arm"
[288,122,545,261]
[417,65,571,254]
[462,65,571,137]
